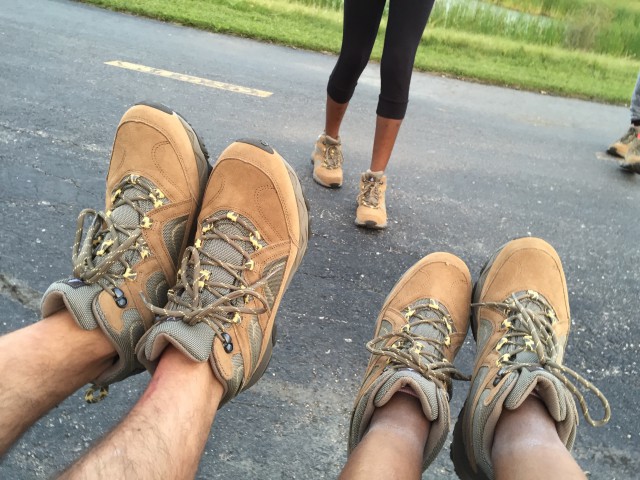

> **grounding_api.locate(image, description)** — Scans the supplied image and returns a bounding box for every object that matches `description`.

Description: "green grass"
[80,0,640,104]
[486,0,640,57]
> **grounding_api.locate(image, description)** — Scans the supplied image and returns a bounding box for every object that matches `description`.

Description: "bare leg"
[0,310,115,456]
[493,396,586,480]
[325,96,349,139]
[339,393,430,480]
[60,346,222,479]
[370,115,403,172]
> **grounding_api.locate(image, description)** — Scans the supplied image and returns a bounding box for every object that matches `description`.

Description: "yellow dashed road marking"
[105,61,273,98]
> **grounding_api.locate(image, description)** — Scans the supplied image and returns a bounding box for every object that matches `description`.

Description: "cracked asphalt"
[1,0,639,478]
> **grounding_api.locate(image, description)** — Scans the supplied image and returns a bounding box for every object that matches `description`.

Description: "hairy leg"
[339,393,430,480]
[0,310,115,456]
[370,115,403,172]
[493,395,586,480]
[60,346,222,480]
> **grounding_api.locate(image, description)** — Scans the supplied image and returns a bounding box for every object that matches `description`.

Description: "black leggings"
[327,0,435,120]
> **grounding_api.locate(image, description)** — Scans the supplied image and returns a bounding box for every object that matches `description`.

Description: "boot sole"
[606,146,625,158]
[355,219,387,230]
[618,160,640,174]
[243,151,311,392]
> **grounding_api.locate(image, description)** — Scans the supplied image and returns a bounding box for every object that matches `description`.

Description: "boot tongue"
[323,133,340,145]
[365,169,384,181]
[499,292,568,411]
[501,292,547,365]
[168,211,264,310]
[407,299,447,359]
[94,178,158,275]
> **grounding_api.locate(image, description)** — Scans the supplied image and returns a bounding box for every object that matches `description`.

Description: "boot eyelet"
[221,332,234,353]
[112,287,127,308]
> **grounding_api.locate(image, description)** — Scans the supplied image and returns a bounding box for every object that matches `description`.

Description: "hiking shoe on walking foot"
[311,133,343,188]
[620,136,640,174]
[137,139,310,406]
[355,170,387,229]
[451,237,611,480]
[607,125,639,158]
[349,252,472,471]
[41,102,211,398]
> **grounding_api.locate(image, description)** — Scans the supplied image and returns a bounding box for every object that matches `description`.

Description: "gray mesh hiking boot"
[348,252,471,471]
[41,102,210,401]
[137,139,309,406]
[607,125,639,158]
[451,237,611,480]
[311,133,343,188]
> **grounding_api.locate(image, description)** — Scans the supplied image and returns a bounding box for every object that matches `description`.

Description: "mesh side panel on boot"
[41,281,103,330]
[145,321,216,363]
[146,271,169,308]
[262,258,286,309]
[93,305,146,385]
[163,215,188,265]
[247,315,263,373]
[472,388,497,476]
[379,319,393,336]
[373,370,439,410]
[227,353,245,398]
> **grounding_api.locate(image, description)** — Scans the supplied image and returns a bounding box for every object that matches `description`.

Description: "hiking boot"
[620,136,640,173]
[41,102,211,400]
[451,237,611,480]
[349,252,471,471]
[355,170,387,229]
[137,139,310,406]
[607,124,638,158]
[311,133,343,188]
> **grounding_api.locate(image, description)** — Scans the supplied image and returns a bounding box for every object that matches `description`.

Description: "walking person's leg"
[355,0,435,229]
[629,70,640,125]
[312,0,386,189]
[608,70,640,159]
[619,71,640,172]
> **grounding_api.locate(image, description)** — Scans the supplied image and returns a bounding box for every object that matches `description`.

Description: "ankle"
[492,395,564,459]
[366,391,430,446]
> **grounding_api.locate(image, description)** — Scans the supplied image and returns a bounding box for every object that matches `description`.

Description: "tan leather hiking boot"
[41,102,210,400]
[349,252,471,471]
[311,133,343,188]
[355,170,387,229]
[137,139,310,406]
[451,237,611,480]
[607,125,639,158]
[620,135,640,173]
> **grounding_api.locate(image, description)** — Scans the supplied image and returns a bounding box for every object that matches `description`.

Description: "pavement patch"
[0,273,42,312]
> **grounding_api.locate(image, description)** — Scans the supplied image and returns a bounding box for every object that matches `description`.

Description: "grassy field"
[80,0,640,104]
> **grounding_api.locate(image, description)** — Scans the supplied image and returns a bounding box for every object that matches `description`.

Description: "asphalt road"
[1,1,639,478]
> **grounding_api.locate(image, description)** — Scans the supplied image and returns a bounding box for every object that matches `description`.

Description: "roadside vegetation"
[81,0,640,104]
